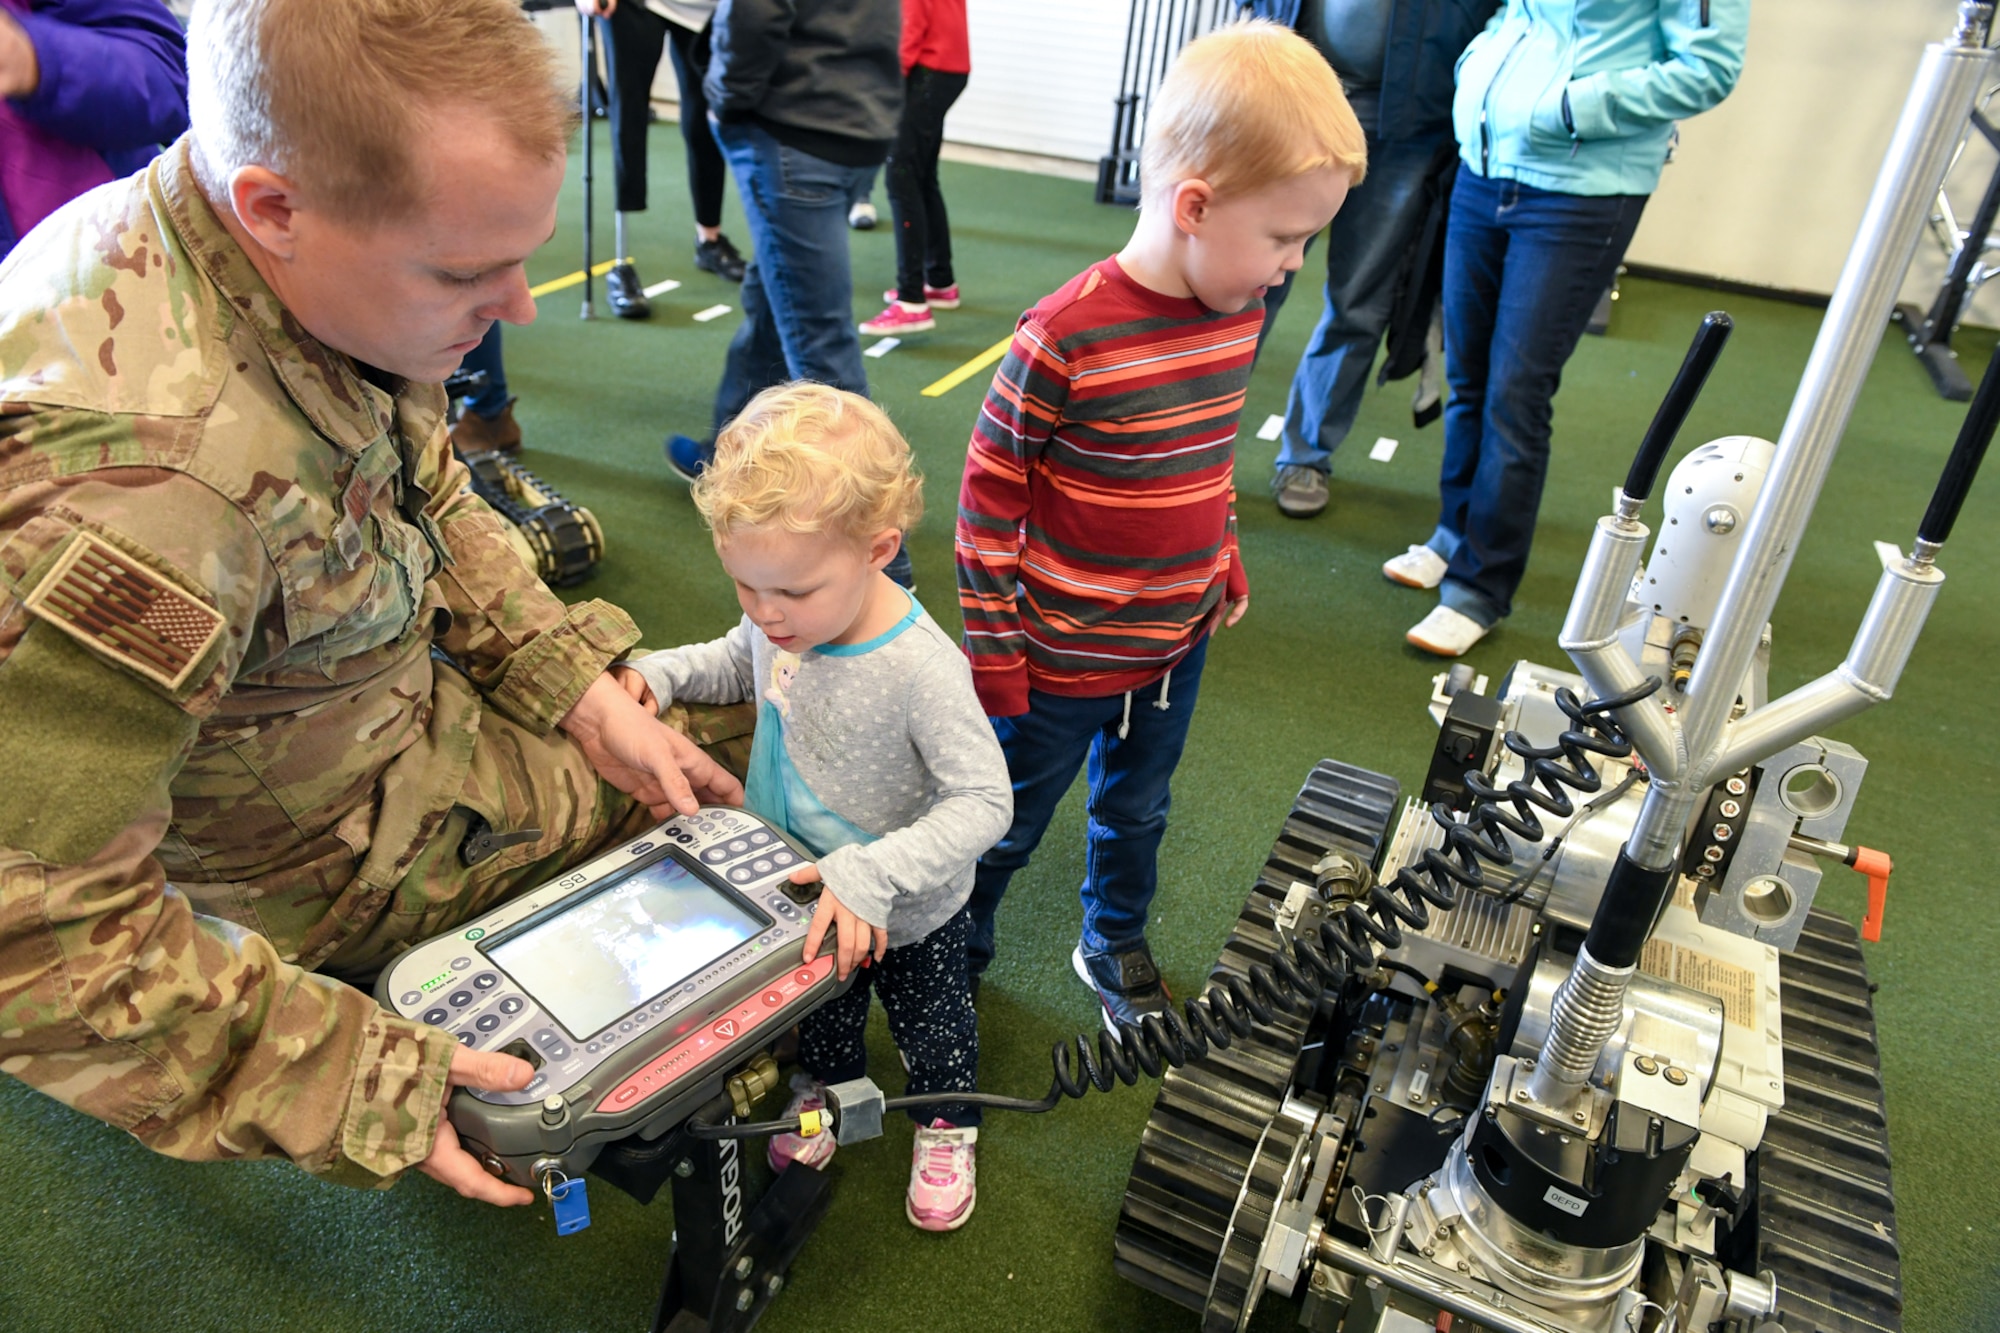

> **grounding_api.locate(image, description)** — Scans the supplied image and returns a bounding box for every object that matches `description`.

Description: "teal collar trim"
[815,589,921,657]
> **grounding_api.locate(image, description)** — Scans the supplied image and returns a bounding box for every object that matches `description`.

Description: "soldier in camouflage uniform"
[0,0,751,1207]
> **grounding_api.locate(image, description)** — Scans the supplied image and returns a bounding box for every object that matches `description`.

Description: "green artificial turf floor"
[1,125,1995,1333]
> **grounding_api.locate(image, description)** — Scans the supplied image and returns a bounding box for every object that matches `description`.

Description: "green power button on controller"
[465,927,486,941]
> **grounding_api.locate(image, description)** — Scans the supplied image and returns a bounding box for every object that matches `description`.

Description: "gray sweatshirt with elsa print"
[625,604,1012,947]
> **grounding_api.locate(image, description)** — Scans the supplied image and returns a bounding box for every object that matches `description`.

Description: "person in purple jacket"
[0,0,188,258]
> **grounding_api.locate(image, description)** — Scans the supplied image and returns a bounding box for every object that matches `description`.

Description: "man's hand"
[0,13,39,100]
[610,662,657,712]
[417,1047,536,1206]
[562,672,744,816]
[574,0,617,16]
[1207,593,1250,635]
[794,867,886,981]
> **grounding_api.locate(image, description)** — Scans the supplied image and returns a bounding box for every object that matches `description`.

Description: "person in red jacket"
[857,0,969,336]
[953,22,1363,1025]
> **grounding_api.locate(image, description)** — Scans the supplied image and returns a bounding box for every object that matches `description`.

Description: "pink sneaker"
[859,301,937,336]
[767,1075,837,1173]
[905,1118,977,1231]
[880,284,961,310]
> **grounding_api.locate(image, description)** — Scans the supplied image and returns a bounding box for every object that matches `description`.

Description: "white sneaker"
[1382,544,1449,589]
[1406,605,1489,658]
[848,201,878,230]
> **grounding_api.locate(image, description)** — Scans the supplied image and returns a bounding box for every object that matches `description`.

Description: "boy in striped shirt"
[953,21,1367,1027]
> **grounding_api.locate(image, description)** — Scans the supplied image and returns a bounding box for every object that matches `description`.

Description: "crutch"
[578,8,597,319]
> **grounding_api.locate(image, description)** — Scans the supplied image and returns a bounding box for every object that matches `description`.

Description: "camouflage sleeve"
[417,422,640,734]
[0,447,458,1184]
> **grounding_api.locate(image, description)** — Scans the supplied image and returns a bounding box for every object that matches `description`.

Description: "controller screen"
[486,852,768,1039]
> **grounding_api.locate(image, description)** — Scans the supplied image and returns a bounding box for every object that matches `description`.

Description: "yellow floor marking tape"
[528,257,627,299]
[920,334,1014,398]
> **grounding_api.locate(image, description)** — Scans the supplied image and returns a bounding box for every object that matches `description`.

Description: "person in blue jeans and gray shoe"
[663,0,909,583]
[1254,0,1496,523]
[1395,0,1747,657]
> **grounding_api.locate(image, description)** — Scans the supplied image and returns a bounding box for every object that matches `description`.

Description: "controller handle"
[1918,339,2000,548]
[1624,311,1734,504]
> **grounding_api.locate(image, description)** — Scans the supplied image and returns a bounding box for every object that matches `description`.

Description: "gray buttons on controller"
[586,1042,599,1054]
[702,847,728,864]
[475,1014,501,1033]
[421,1007,450,1026]
[448,990,474,1008]
[455,1031,475,1046]
[752,858,773,874]
[619,1021,633,1033]
[749,830,772,846]
[498,996,525,1016]
[450,957,471,970]
[730,868,752,883]
[472,972,499,990]
[772,850,797,867]
[400,991,423,1007]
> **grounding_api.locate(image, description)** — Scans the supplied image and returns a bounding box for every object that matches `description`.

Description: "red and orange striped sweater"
[954,257,1257,717]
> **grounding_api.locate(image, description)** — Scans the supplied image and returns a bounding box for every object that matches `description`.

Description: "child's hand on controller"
[793,864,887,981]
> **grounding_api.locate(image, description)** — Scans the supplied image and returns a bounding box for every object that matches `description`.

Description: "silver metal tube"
[1627,33,1993,862]
[1559,518,1683,779]
[1676,36,1988,763]
[1706,558,1945,779]
[1312,1237,1575,1333]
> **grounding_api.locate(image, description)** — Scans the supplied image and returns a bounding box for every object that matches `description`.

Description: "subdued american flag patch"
[22,532,224,694]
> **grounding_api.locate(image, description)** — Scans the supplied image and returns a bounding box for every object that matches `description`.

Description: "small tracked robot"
[443,368,605,588]
[1110,8,1998,1332]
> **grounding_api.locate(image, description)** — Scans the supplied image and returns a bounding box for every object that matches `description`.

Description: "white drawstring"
[1117,667,1175,740]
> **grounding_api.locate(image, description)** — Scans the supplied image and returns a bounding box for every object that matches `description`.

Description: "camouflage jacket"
[0,139,640,1185]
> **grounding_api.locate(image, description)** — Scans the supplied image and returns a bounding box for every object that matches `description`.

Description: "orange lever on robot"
[1852,846,1892,942]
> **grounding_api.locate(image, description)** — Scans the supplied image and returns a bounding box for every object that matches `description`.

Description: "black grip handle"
[1919,340,2000,546]
[1624,311,1734,503]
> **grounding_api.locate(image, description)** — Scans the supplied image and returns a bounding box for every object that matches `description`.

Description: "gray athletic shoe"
[1272,464,1329,519]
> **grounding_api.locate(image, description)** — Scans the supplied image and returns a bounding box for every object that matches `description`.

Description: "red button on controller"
[594,955,837,1115]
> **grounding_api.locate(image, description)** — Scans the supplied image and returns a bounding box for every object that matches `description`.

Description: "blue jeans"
[1435,167,1645,626]
[458,323,509,420]
[709,119,871,436]
[1266,135,1447,473]
[967,635,1210,974]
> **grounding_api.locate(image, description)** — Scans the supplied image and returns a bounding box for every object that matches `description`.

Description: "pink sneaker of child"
[859,301,937,336]
[905,1118,977,1231]
[767,1074,837,1173]
[881,284,960,309]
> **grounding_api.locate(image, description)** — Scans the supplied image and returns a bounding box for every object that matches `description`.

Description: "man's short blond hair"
[694,383,925,546]
[187,0,575,225]
[1141,19,1367,206]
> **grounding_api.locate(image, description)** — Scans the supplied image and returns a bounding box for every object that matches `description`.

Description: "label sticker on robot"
[1542,1185,1589,1217]
[551,1177,591,1235]
[1640,939,1758,1032]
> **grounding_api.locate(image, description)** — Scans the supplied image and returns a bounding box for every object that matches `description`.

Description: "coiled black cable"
[685,678,1662,1139]
[1041,677,1662,1104]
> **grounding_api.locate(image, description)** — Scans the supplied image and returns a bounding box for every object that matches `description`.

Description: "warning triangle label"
[714,1020,737,1039]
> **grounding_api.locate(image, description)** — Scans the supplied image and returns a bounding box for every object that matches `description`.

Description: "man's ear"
[865,528,902,573]
[1170,178,1215,237]
[228,165,306,261]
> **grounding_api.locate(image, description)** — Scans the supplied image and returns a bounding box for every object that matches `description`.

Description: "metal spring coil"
[1046,678,1662,1101]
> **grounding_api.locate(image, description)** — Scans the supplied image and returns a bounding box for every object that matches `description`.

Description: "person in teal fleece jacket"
[1392,0,1747,658]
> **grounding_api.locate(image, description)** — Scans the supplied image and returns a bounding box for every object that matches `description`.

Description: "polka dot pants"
[797,906,981,1127]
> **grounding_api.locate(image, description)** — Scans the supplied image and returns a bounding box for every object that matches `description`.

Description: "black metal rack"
[1096,0,1239,206]
[1894,101,2000,400]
